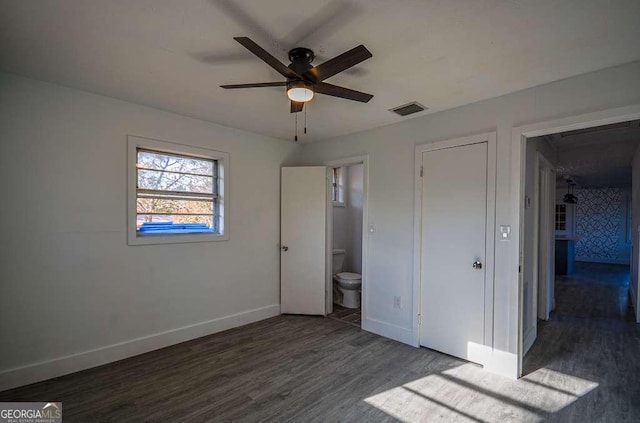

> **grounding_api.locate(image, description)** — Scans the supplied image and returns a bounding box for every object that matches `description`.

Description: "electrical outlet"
[394,296,402,309]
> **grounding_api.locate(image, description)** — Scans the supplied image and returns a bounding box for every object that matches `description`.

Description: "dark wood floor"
[1,262,638,422]
[523,262,640,422]
[327,304,361,327]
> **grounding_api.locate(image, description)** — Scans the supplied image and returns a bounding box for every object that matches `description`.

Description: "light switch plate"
[500,225,511,241]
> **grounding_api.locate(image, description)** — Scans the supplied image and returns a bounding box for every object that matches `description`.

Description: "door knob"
[282,245,289,252]
[473,260,482,269]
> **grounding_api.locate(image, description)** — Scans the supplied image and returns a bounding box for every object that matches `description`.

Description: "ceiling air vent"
[389,102,427,117]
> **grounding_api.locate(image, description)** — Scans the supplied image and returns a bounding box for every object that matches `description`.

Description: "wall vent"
[389,102,427,117]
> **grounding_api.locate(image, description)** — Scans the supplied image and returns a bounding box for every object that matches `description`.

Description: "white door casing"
[419,141,488,363]
[281,167,327,315]
[537,162,556,321]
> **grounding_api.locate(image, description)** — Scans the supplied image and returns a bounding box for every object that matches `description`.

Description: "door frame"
[324,155,369,319]
[413,132,497,353]
[513,104,640,377]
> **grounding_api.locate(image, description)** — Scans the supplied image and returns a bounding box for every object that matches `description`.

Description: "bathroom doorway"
[325,156,368,328]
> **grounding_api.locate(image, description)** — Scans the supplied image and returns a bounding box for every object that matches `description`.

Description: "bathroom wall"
[332,164,364,274]
[346,164,364,274]
[574,188,632,264]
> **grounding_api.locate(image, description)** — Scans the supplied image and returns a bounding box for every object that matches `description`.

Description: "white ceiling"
[1,0,640,142]
[543,120,640,188]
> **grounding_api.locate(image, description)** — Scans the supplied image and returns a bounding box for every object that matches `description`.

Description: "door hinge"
[417,314,422,325]
[420,165,423,178]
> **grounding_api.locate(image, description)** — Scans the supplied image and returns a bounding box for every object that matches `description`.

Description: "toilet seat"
[336,272,361,281]
[335,272,362,290]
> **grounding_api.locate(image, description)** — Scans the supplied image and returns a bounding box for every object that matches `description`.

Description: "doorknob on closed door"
[282,245,289,252]
[473,260,482,269]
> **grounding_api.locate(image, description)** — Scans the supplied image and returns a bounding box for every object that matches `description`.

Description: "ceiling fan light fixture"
[287,81,314,103]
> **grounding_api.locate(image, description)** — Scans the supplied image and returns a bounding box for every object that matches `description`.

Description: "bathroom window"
[332,167,345,206]
[127,135,229,245]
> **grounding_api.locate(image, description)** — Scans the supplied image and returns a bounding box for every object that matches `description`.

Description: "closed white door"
[420,142,487,362]
[281,167,327,315]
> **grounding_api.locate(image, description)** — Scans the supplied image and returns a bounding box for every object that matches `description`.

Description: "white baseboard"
[484,349,519,380]
[0,304,280,392]
[362,317,414,346]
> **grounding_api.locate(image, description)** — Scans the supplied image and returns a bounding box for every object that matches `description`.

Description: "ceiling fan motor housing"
[288,47,315,77]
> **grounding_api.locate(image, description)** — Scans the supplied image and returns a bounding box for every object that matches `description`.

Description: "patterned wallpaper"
[574,188,629,263]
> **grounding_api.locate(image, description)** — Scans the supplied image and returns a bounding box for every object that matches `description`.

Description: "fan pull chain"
[304,106,307,135]
[294,112,298,142]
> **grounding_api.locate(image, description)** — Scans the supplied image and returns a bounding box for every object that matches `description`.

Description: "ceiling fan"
[220,37,373,113]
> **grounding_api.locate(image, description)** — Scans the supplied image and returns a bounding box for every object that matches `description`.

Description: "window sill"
[128,232,228,246]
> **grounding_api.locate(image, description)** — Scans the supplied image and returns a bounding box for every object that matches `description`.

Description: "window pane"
[137,151,213,176]
[137,169,213,193]
[136,198,214,216]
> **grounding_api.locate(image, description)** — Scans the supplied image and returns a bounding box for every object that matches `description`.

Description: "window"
[332,167,345,206]
[128,136,228,245]
[555,204,567,231]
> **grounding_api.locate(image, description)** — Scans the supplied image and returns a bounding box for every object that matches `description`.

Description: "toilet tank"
[332,249,346,274]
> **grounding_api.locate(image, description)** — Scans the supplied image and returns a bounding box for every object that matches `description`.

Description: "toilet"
[332,249,362,309]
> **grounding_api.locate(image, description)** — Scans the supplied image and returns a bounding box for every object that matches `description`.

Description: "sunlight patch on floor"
[364,364,598,422]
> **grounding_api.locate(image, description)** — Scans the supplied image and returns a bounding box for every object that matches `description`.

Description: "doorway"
[325,156,368,328]
[517,113,640,376]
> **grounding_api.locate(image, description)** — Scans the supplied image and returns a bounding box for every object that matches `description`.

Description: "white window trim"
[332,166,346,207]
[127,135,229,245]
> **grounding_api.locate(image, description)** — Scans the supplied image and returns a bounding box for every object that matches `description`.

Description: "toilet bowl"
[335,272,362,290]
[332,249,361,309]
[334,272,362,309]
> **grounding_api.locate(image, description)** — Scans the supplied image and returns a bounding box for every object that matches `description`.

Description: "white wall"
[0,73,297,390]
[346,164,364,274]
[632,144,640,322]
[292,61,640,375]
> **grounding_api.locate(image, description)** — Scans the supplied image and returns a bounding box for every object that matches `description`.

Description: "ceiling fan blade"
[233,37,301,79]
[290,101,304,113]
[220,82,286,89]
[315,82,373,103]
[303,45,372,83]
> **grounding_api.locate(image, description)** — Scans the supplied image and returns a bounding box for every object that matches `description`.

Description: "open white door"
[420,142,488,363]
[281,166,328,315]
[538,166,556,320]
